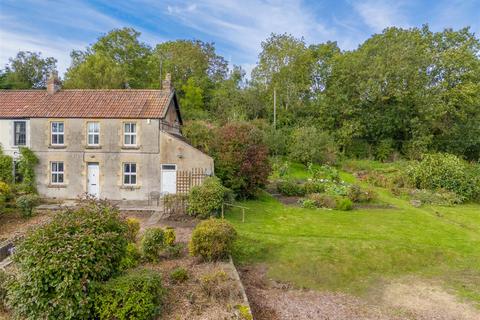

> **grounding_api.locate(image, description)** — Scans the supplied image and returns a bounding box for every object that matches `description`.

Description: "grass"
[226,161,480,304]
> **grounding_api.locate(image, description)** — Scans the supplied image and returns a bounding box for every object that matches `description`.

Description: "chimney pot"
[47,71,61,95]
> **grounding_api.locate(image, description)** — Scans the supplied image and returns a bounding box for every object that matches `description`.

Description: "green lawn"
[226,163,480,304]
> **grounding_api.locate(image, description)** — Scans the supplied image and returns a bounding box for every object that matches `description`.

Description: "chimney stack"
[162,73,172,91]
[47,71,61,95]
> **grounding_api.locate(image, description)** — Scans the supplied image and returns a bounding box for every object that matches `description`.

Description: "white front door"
[87,163,100,198]
[161,164,177,195]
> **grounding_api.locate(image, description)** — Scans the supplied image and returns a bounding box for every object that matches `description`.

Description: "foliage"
[300,198,317,209]
[407,153,480,201]
[188,176,228,219]
[309,164,340,182]
[189,219,237,261]
[141,228,166,262]
[213,122,271,198]
[163,193,188,216]
[276,180,305,196]
[0,148,13,183]
[119,243,141,271]
[182,120,214,154]
[0,270,10,312]
[0,182,13,211]
[170,267,189,283]
[93,269,164,320]
[15,194,40,218]
[289,127,337,165]
[164,227,176,247]
[306,193,337,209]
[125,217,140,243]
[303,180,326,194]
[17,147,39,194]
[409,189,464,206]
[335,198,354,211]
[0,51,57,89]
[199,269,237,300]
[6,201,128,319]
[347,185,377,203]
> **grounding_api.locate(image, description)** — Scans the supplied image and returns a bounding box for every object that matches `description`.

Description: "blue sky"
[1,0,479,76]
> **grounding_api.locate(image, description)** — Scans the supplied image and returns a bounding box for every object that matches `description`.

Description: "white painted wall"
[0,119,30,159]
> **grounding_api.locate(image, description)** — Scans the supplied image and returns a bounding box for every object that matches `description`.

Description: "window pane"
[52,162,57,172]
[88,135,93,145]
[131,135,136,145]
[52,174,57,183]
[58,162,64,172]
[125,123,131,133]
[130,163,136,173]
[58,123,64,132]
[124,163,130,173]
[58,135,64,144]
[130,175,136,185]
[124,175,129,184]
[131,123,136,133]
[52,122,57,132]
[52,135,57,144]
[58,174,64,183]
[94,135,99,145]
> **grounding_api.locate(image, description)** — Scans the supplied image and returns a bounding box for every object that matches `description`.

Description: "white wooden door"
[87,163,100,198]
[161,164,177,194]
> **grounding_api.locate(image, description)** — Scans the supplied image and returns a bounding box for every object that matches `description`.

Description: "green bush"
[289,127,337,165]
[410,189,463,206]
[188,177,228,219]
[94,269,165,320]
[164,227,176,246]
[0,150,13,183]
[126,217,140,242]
[309,164,340,182]
[17,147,39,194]
[189,219,237,261]
[119,243,141,271]
[336,198,354,211]
[300,199,317,209]
[170,267,189,283]
[347,185,377,203]
[276,180,305,196]
[307,193,337,209]
[407,153,480,201]
[141,228,166,262]
[6,201,128,319]
[15,194,39,218]
[0,181,12,210]
[303,180,325,194]
[0,270,10,312]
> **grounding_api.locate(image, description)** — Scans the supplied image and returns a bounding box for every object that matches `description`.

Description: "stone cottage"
[0,74,213,202]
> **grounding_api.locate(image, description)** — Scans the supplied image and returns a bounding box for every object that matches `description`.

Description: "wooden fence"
[176,168,207,194]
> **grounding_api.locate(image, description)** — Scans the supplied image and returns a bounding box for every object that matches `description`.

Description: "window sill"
[48,184,67,188]
[85,145,102,149]
[120,185,141,190]
[49,145,67,149]
[121,146,140,150]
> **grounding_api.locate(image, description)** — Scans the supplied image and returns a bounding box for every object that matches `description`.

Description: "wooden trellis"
[176,168,207,194]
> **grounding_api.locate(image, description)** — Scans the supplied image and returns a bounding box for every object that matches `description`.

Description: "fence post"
[221,203,224,219]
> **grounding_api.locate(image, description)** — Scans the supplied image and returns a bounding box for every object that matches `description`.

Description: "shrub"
[141,228,166,262]
[303,180,325,194]
[374,139,395,162]
[189,219,237,261]
[170,267,189,283]
[300,199,317,209]
[200,269,238,300]
[125,217,140,242]
[309,164,340,182]
[410,189,464,206]
[407,153,480,201]
[6,201,128,319]
[336,198,354,211]
[307,193,337,209]
[15,194,39,218]
[0,270,10,312]
[119,243,141,271]
[0,150,13,183]
[276,180,305,196]
[17,147,39,194]
[213,122,271,198]
[0,181,12,210]
[347,185,377,203]
[188,177,228,218]
[94,269,165,320]
[289,126,337,165]
[164,227,176,246]
[163,193,188,216]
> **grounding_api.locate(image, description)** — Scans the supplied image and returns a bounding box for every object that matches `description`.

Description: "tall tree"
[63,28,152,89]
[1,51,57,89]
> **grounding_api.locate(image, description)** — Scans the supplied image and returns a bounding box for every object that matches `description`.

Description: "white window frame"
[13,120,27,146]
[123,163,137,185]
[87,122,100,146]
[51,161,64,185]
[51,121,65,145]
[123,122,137,146]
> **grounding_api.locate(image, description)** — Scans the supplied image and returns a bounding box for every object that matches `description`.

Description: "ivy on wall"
[18,148,39,194]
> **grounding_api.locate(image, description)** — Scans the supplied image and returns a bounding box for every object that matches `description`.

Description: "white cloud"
[352,0,411,33]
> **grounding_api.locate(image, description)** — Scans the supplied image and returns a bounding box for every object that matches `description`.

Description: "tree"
[289,126,337,165]
[1,51,57,89]
[64,28,153,89]
[180,77,208,120]
[212,122,271,198]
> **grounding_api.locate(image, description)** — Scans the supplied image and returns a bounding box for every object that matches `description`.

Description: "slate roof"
[0,89,174,119]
